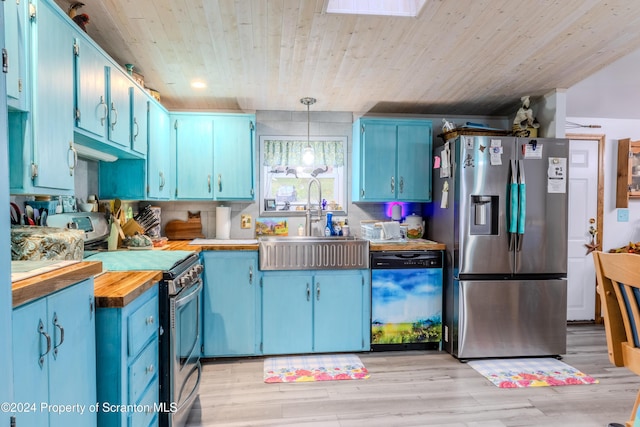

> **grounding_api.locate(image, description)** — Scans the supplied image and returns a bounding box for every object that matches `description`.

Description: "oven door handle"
[175,279,203,309]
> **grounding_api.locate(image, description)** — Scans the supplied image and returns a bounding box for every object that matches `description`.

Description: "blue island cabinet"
[12,278,97,427]
[202,251,261,357]
[95,284,159,427]
[262,270,371,355]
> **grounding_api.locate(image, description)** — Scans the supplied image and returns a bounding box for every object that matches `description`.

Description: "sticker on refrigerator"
[440,141,451,178]
[490,139,503,165]
[523,142,543,159]
[547,157,567,193]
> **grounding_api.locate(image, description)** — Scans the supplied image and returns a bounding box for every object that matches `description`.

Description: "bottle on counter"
[342,219,350,237]
[325,212,333,236]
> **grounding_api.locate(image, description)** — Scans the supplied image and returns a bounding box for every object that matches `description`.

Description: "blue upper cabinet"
[213,114,255,200]
[73,35,107,139]
[130,85,148,156]
[172,112,256,200]
[352,117,432,202]
[106,64,132,148]
[4,0,29,110]
[22,0,76,194]
[172,114,214,199]
[147,100,171,199]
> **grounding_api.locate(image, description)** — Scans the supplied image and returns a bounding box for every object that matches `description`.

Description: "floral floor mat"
[467,357,599,388]
[264,354,370,383]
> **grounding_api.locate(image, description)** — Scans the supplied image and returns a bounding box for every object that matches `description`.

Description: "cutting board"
[165,213,205,240]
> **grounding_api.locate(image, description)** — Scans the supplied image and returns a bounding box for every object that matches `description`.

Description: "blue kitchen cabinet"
[213,114,255,200]
[202,251,261,357]
[147,100,172,199]
[352,117,432,202]
[8,0,76,195]
[0,6,14,422]
[261,270,370,355]
[4,0,29,110]
[172,114,214,199]
[73,35,107,139]
[131,85,149,156]
[95,284,159,427]
[12,278,97,427]
[262,272,313,355]
[107,64,132,148]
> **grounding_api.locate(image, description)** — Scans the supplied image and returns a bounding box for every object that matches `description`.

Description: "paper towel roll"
[216,206,231,239]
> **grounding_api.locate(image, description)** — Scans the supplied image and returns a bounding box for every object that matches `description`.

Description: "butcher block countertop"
[369,239,446,251]
[12,261,103,308]
[94,271,163,308]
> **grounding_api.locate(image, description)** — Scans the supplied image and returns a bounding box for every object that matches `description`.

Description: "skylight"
[325,0,426,17]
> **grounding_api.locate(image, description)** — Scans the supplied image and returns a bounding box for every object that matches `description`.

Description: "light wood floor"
[186,324,640,426]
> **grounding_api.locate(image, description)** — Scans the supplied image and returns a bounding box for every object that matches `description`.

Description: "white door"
[567,139,599,321]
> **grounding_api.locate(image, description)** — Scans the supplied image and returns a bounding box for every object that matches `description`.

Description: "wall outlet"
[617,208,630,222]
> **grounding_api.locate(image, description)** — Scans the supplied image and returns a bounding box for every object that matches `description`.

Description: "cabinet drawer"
[128,376,159,427]
[128,296,158,356]
[128,339,158,404]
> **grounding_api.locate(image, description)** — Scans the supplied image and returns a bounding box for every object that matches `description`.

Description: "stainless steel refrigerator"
[426,135,569,359]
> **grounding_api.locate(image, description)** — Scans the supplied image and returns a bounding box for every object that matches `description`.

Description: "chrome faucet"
[306,177,323,236]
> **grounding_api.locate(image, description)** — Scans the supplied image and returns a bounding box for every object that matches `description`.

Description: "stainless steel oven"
[159,253,203,427]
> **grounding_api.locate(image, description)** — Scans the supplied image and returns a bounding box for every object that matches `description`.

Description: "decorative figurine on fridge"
[512,95,540,137]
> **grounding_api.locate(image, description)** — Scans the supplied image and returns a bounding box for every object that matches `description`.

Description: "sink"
[258,236,369,270]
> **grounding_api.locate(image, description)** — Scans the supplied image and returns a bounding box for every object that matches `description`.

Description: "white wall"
[566,117,640,250]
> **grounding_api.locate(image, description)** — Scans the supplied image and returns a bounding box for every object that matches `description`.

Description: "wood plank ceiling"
[54,0,640,115]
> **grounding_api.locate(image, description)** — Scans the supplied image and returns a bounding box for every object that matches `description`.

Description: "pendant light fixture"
[300,97,316,165]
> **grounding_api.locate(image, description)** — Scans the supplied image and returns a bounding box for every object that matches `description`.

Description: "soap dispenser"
[325,212,333,236]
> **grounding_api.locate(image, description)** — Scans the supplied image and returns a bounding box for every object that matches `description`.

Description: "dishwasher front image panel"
[370,251,443,351]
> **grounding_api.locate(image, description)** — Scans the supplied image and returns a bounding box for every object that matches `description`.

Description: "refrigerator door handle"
[516,160,526,251]
[508,159,518,251]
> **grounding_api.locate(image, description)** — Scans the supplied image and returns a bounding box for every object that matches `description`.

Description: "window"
[260,136,347,215]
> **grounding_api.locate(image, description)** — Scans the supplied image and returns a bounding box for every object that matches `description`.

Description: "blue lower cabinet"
[262,270,370,355]
[95,285,159,427]
[12,278,97,427]
[202,251,261,357]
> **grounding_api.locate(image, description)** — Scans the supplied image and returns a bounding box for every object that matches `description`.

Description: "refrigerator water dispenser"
[470,195,498,235]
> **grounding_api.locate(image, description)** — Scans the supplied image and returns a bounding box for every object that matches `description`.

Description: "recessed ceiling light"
[191,81,207,89]
[325,0,426,17]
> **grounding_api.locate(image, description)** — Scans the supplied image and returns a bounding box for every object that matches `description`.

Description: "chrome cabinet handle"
[218,174,222,192]
[207,175,212,193]
[146,364,154,374]
[249,266,253,285]
[52,313,65,357]
[145,315,154,325]
[133,117,139,140]
[99,96,107,126]
[316,282,320,300]
[38,320,51,367]
[110,102,118,130]
[159,171,165,190]
[399,176,404,194]
[306,283,310,301]
[391,176,395,193]
[67,141,77,176]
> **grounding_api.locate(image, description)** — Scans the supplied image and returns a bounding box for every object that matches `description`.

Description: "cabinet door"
[12,299,50,427]
[131,86,148,155]
[202,252,259,356]
[74,37,107,138]
[4,0,28,109]
[213,115,255,200]
[313,271,366,352]
[107,65,132,148]
[31,0,75,191]
[262,273,313,354]
[397,122,432,201]
[147,102,171,199]
[174,115,214,199]
[47,279,96,427]
[359,121,397,201]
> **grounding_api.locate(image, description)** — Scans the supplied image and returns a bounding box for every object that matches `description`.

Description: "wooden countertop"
[369,239,446,251]
[164,240,259,251]
[94,271,163,308]
[12,261,103,308]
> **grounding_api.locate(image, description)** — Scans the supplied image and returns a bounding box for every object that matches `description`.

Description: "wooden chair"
[593,251,640,427]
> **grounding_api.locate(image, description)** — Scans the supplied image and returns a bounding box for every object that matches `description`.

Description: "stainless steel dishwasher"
[370,251,443,351]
